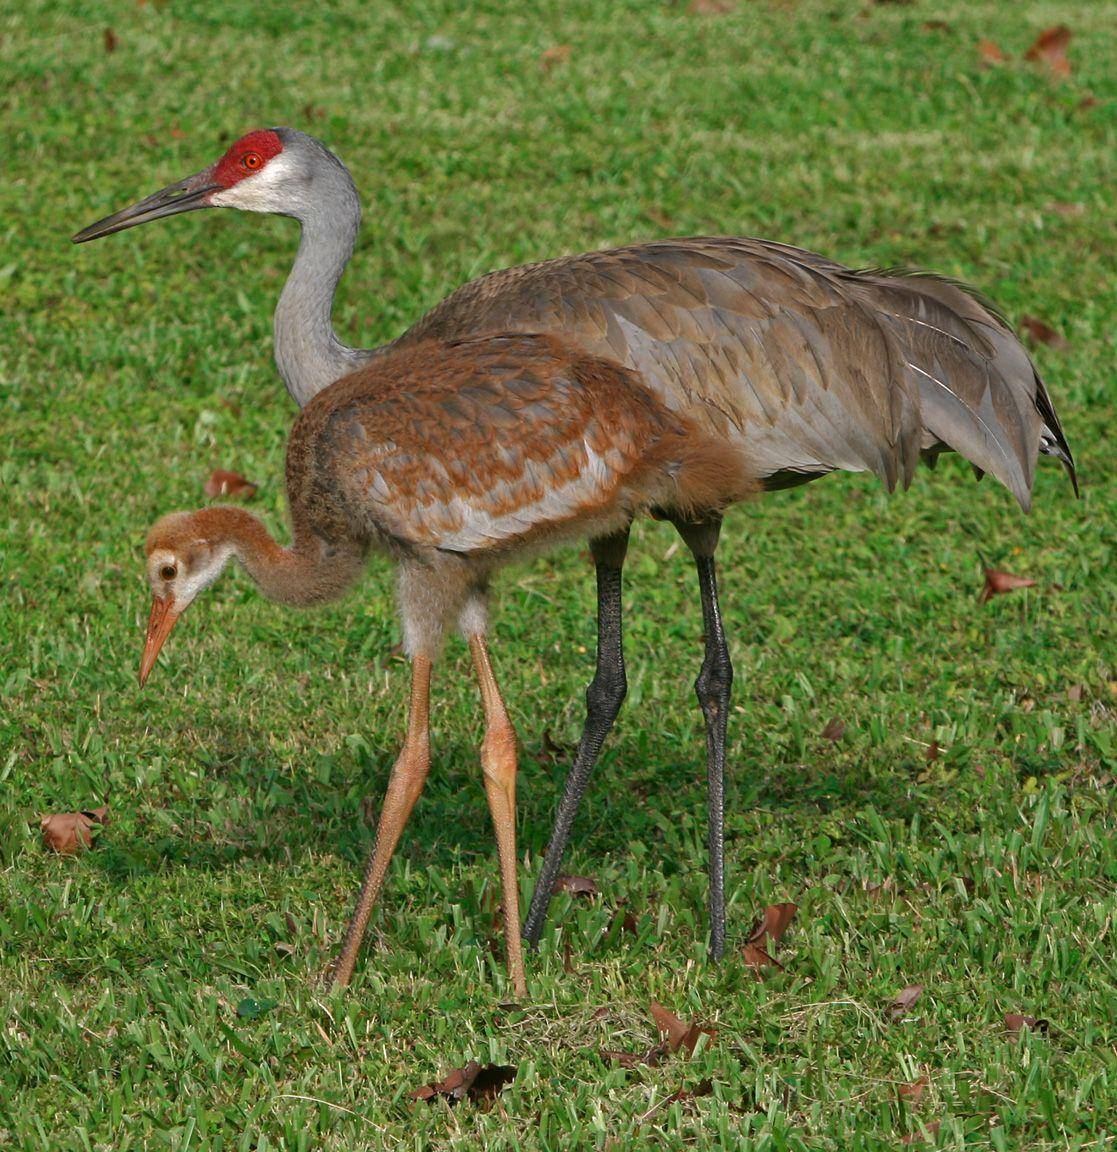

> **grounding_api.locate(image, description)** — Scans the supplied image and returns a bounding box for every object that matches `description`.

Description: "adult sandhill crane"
[76,128,1076,972]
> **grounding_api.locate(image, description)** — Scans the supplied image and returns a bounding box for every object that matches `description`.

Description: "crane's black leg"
[672,516,732,961]
[524,527,630,948]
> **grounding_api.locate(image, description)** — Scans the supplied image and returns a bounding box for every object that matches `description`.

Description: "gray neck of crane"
[273,161,377,408]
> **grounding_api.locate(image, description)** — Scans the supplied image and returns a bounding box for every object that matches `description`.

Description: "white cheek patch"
[210,153,297,213]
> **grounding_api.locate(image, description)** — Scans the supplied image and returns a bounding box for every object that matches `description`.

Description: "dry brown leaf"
[643,206,675,231]
[977,39,1006,66]
[899,1074,929,1105]
[741,942,783,971]
[902,1121,941,1145]
[980,568,1038,604]
[649,1002,716,1057]
[889,984,924,1020]
[540,44,572,70]
[925,740,941,764]
[554,874,600,896]
[922,20,951,32]
[40,806,109,854]
[1067,684,1084,702]
[537,729,574,765]
[1045,201,1085,218]
[663,1078,714,1105]
[602,1043,668,1069]
[1025,25,1071,77]
[747,902,798,944]
[204,469,257,500]
[821,718,845,742]
[688,0,735,12]
[409,1061,516,1110]
[103,28,118,53]
[1020,315,1069,350]
[1004,1012,1049,1038]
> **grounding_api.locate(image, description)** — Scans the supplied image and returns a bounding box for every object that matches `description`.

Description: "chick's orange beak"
[139,595,180,686]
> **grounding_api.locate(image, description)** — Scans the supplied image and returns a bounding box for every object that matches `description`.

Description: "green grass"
[2,1,1115,1148]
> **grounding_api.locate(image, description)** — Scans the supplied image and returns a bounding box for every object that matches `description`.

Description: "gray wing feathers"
[397,237,1073,508]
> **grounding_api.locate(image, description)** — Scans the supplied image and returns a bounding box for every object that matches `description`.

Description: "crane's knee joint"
[695,655,733,712]
[586,664,627,723]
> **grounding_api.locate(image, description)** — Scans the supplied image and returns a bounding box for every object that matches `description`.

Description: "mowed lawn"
[1,1,1114,1148]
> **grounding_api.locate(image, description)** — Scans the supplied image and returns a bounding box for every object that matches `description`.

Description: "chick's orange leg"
[468,635,527,999]
[330,655,432,988]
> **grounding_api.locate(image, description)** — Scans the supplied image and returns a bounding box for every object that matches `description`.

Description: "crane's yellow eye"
[160,564,177,581]
[242,152,262,171]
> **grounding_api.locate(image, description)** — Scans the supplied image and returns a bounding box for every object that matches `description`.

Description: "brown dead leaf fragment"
[902,1121,941,1145]
[747,902,798,944]
[554,874,600,896]
[899,1074,929,1105]
[650,1002,717,1058]
[741,942,783,971]
[204,469,257,500]
[664,1078,714,1105]
[602,1043,668,1069]
[688,0,736,12]
[888,984,924,1020]
[409,1061,516,1110]
[40,806,109,854]
[537,729,574,765]
[821,718,845,742]
[980,567,1038,604]
[1020,315,1069,350]
[978,39,1006,66]
[1025,25,1071,77]
[925,740,940,764]
[539,44,572,70]
[1004,1012,1050,1038]
[103,28,117,52]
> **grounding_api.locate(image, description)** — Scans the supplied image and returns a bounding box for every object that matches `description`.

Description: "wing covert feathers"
[398,237,1075,509]
[290,334,753,556]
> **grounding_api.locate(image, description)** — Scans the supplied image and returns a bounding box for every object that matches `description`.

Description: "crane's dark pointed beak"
[73,168,221,243]
[139,595,180,686]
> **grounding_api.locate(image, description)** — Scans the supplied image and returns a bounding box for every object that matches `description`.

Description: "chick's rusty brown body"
[286,332,752,567]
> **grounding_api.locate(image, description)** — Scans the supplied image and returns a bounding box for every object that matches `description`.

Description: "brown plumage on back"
[80,128,1077,988]
[399,238,1075,510]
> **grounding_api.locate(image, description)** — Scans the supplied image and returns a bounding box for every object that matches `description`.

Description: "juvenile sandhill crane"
[77,128,1076,975]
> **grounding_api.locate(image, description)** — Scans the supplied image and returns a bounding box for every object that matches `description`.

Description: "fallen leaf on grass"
[540,45,572,70]
[40,806,109,854]
[1025,25,1071,77]
[1020,315,1069,350]
[666,1078,713,1104]
[554,874,600,896]
[925,740,941,764]
[688,0,736,12]
[888,984,924,1020]
[1067,684,1084,702]
[602,1044,668,1069]
[898,1074,929,1105]
[821,718,845,742]
[977,39,1006,66]
[747,902,798,944]
[1004,1012,1049,1038]
[741,942,783,971]
[902,1121,941,1145]
[922,20,951,32]
[1045,201,1084,218]
[103,28,117,52]
[979,568,1037,604]
[409,1061,516,1110]
[537,729,575,765]
[650,1002,717,1057]
[204,469,257,499]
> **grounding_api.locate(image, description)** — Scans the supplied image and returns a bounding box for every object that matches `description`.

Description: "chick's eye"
[160,564,177,581]
[242,152,262,171]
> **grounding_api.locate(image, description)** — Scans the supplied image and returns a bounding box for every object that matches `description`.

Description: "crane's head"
[73,128,333,243]
[139,511,234,686]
